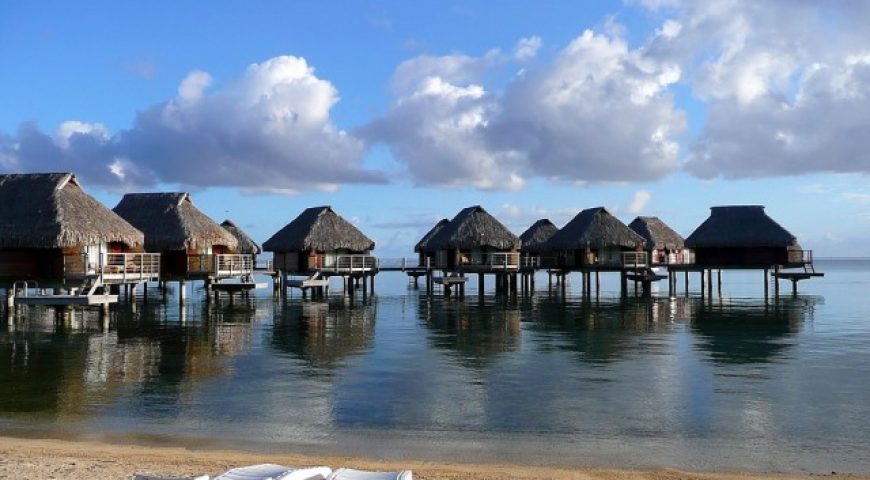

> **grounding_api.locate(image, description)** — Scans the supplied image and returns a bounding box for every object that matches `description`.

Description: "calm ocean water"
[1,259,869,473]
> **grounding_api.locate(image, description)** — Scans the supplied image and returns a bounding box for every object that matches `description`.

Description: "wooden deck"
[433,275,469,285]
[210,282,267,293]
[13,294,118,306]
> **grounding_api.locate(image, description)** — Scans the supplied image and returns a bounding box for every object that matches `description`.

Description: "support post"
[764,268,769,299]
[179,280,187,304]
[773,265,780,298]
[478,273,485,296]
[707,269,713,298]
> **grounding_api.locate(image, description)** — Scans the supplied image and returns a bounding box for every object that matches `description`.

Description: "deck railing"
[786,249,815,271]
[63,253,161,284]
[461,252,520,270]
[216,254,254,277]
[188,254,253,278]
[320,254,378,274]
[621,252,649,269]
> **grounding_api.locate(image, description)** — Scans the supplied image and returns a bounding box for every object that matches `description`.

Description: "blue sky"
[2,0,869,256]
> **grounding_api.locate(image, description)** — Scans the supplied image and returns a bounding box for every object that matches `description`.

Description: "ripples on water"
[1,259,869,472]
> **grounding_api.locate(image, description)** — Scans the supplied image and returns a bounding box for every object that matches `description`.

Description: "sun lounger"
[326,468,412,480]
[213,463,332,480]
[133,474,210,480]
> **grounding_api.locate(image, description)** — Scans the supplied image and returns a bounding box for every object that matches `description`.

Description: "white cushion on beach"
[214,463,332,480]
[326,468,412,480]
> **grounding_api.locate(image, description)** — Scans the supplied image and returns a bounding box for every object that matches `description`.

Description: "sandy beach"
[0,435,864,480]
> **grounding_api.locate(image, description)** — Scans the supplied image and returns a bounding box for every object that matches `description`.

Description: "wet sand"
[0,435,864,480]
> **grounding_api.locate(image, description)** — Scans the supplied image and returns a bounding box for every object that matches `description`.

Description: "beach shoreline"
[0,435,864,480]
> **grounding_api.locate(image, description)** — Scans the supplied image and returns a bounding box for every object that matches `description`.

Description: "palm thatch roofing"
[685,206,799,248]
[425,205,520,251]
[628,216,685,250]
[113,193,237,252]
[0,172,144,249]
[519,219,559,253]
[262,206,374,253]
[415,219,450,253]
[221,219,261,254]
[545,207,644,250]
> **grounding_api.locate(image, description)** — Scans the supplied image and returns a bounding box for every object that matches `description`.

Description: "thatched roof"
[546,207,644,250]
[113,193,237,252]
[415,219,450,253]
[425,205,520,251]
[628,216,684,250]
[221,219,261,254]
[685,206,799,248]
[519,219,559,253]
[0,172,143,249]
[262,206,374,253]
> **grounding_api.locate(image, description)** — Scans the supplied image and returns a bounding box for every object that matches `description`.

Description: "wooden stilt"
[707,269,713,297]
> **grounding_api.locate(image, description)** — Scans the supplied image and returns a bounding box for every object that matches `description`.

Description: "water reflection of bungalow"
[690,298,816,364]
[0,173,158,299]
[529,297,677,364]
[421,298,521,369]
[414,219,450,268]
[628,216,692,266]
[221,219,262,269]
[270,301,375,371]
[519,219,559,267]
[114,193,251,292]
[0,328,91,415]
[545,207,646,270]
[264,206,376,296]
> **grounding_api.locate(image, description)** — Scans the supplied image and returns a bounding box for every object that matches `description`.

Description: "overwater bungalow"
[628,216,692,266]
[0,173,159,296]
[263,206,376,293]
[221,219,261,267]
[684,206,811,269]
[519,218,559,268]
[545,207,646,270]
[414,219,450,268]
[425,205,521,272]
[113,193,250,283]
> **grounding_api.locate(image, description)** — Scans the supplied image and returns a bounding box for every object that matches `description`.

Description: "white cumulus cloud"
[628,190,652,214]
[513,36,542,61]
[0,55,383,191]
[363,28,686,189]
[637,0,870,179]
